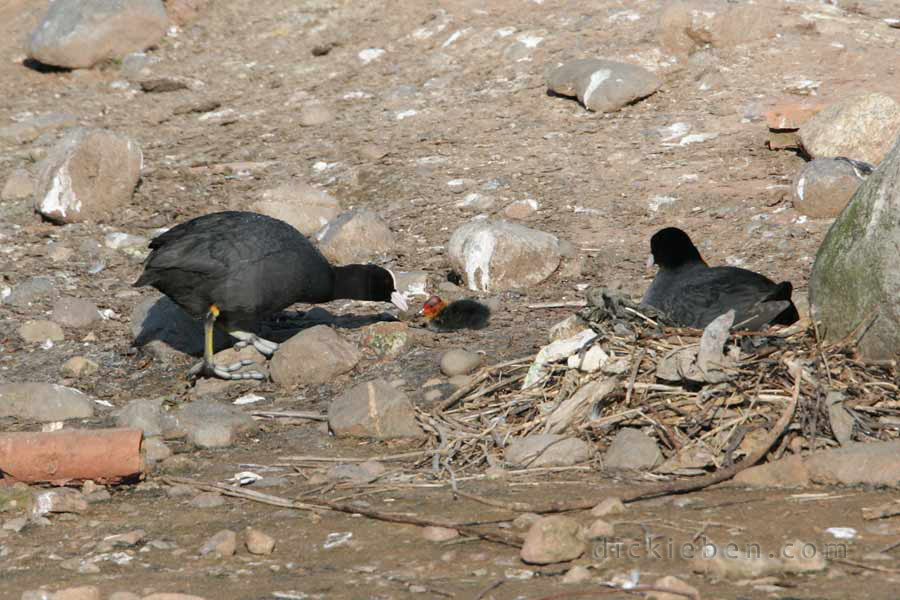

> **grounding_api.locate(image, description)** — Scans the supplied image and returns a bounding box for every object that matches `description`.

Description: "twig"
[531,584,698,600]
[455,373,800,514]
[161,475,524,548]
[474,579,504,600]
[252,410,327,421]
[526,301,588,309]
[277,451,426,463]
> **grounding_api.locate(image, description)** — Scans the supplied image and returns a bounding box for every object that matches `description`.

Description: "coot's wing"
[662,267,792,329]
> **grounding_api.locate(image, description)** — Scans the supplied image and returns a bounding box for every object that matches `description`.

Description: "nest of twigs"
[417,288,899,479]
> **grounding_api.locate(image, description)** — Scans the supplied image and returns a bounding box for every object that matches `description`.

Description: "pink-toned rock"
[316,209,396,264]
[766,100,829,130]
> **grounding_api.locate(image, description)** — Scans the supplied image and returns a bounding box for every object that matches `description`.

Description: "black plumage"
[421,295,490,332]
[134,211,407,379]
[640,227,799,330]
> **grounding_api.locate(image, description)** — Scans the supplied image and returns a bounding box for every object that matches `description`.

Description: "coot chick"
[134,211,408,380]
[641,227,799,330]
[421,295,490,332]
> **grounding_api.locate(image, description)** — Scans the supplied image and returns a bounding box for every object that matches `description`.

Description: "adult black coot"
[134,211,408,380]
[421,295,490,332]
[641,227,799,330]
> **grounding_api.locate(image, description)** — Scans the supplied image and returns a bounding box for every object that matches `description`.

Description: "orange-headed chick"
[421,295,490,332]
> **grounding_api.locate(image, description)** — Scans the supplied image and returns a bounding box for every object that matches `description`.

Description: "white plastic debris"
[233,393,265,405]
[228,471,263,486]
[94,399,114,408]
[323,531,353,549]
[523,329,597,389]
[358,48,385,64]
[826,527,857,539]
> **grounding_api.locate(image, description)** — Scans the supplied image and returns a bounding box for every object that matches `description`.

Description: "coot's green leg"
[187,305,265,381]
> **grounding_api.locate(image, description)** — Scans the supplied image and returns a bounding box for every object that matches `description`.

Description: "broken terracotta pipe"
[0,428,145,485]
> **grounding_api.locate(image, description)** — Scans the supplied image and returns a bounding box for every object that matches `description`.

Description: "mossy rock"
[809,137,900,360]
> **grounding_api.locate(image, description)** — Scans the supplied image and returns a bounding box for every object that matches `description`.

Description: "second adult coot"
[134,211,408,380]
[641,227,799,330]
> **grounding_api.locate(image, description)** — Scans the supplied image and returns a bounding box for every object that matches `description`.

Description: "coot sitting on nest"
[641,227,799,330]
[421,295,490,332]
[134,211,408,380]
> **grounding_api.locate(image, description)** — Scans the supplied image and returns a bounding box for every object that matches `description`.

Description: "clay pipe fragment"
[0,428,145,485]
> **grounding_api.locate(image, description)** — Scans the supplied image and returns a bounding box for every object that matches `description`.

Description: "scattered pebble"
[245,527,276,555]
[440,349,482,376]
[199,529,236,556]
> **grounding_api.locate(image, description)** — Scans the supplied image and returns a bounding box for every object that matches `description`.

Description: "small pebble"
[422,526,459,542]
[189,492,225,508]
[245,526,276,555]
[591,497,626,517]
[440,349,482,376]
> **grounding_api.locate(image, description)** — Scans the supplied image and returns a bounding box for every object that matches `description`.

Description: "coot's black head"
[649,227,705,270]
[333,264,408,311]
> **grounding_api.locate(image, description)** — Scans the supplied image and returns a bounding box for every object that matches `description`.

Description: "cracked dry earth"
[3,0,900,598]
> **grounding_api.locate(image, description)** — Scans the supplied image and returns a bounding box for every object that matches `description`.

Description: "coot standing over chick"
[421,295,490,332]
[134,211,408,380]
[641,227,799,330]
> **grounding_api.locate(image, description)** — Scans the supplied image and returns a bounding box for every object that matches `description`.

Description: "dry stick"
[252,410,327,421]
[531,584,698,600]
[160,476,524,548]
[474,579,504,600]
[438,356,534,413]
[458,376,800,514]
[277,451,427,463]
[526,301,588,309]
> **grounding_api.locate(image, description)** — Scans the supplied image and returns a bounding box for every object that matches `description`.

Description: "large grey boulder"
[448,219,561,292]
[26,0,169,69]
[809,137,900,360]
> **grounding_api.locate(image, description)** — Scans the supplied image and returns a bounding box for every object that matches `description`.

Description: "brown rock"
[245,527,276,555]
[799,93,900,165]
[52,297,100,328]
[422,526,459,542]
[270,325,360,387]
[659,1,776,57]
[792,158,865,219]
[315,209,396,264]
[1,168,35,201]
[448,219,561,292]
[252,182,341,236]
[199,529,236,557]
[51,586,101,600]
[18,320,65,343]
[590,497,626,517]
[328,378,425,439]
[61,356,99,377]
[766,100,829,130]
[585,519,614,540]
[359,321,410,359]
[520,515,585,564]
[648,576,700,600]
[26,0,169,69]
[35,128,143,224]
[164,0,210,27]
